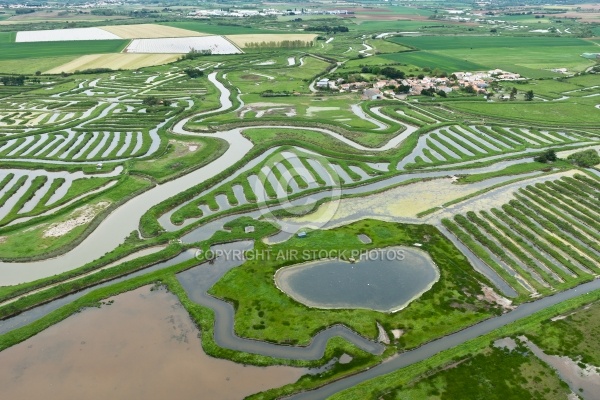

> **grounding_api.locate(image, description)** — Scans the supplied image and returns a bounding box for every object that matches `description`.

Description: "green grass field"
[0,55,78,74]
[389,36,594,51]
[382,51,489,72]
[445,101,600,125]
[389,36,599,72]
[0,39,129,60]
[382,345,569,400]
[353,20,444,32]
[0,32,16,43]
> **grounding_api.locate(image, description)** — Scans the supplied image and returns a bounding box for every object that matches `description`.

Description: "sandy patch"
[43,201,110,238]
[25,113,47,127]
[0,236,6,244]
[250,72,275,80]
[169,140,201,156]
[238,103,295,118]
[226,33,317,48]
[306,106,340,117]
[377,322,390,344]
[99,24,206,39]
[477,285,515,311]
[391,329,404,339]
[247,102,292,108]
[286,178,479,226]
[494,337,518,351]
[45,53,180,74]
[254,60,276,66]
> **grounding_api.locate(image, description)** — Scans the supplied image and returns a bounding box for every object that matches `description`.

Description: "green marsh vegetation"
[210,220,503,349]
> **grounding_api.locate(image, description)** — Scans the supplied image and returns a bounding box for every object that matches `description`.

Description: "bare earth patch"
[45,53,180,74]
[478,285,515,311]
[306,106,340,117]
[286,178,479,227]
[0,236,6,244]
[43,201,110,238]
[226,33,317,48]
[99,23,206,39]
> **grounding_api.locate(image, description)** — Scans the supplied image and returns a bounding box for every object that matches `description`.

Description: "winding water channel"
[0,71,555,285]
[1,70,599,398]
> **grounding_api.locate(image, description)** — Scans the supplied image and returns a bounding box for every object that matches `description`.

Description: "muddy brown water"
[0,285,304,400]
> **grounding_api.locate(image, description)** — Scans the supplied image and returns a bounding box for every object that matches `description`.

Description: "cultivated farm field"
[124,36,242,54]
[99,24,207,39]
[0,40,129,61]
[226,33,318,48]
[16,27,121,42]
[390,36,600,72]
[382,51,488,73]
[45,53,181,74]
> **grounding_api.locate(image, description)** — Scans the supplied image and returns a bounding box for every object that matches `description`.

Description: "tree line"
[0,76,25,86]
[304,25,349,33]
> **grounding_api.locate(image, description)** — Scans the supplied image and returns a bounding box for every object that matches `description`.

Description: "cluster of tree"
[423,67,448,78]
[524,90,534,101]
[180,49,212,61]
[91,8,159,17]
[567,149,600,167]
[15,9,35,15]
[76,68,115,75]
[0,76,25,86]
[534,149,557,163]
[360,66,405,80]
[304,25,349,33]
[216,22,254,29]
[396,84,412,94]
[142,96,172,107]
[261,90,292,97]
[244,40,313,49]
[128,9,160,17]
[91,9,120,16]
[184,68,204,78]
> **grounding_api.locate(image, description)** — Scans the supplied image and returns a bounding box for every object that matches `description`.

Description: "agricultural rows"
[169,149,387,224]
[443,174,600,298]
[0,130,153,161]
[398,124,591,169]
[125,36,242,55]
[0,71,200,162]
[0,168,120,226]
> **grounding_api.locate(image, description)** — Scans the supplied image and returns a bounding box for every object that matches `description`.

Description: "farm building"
[362,88,383,100]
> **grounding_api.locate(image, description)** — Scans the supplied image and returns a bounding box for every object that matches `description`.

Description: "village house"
[362,88,383,100]
[335,68,521,98]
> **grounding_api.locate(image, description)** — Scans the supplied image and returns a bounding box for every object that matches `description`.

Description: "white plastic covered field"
[124,36,242,54]
[16,27,121,42]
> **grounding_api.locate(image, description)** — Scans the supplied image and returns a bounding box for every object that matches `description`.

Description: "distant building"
[362,88,382,100]
[316,78,330,88]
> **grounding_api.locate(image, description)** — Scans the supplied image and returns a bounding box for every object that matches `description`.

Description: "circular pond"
[274,247,439,313]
